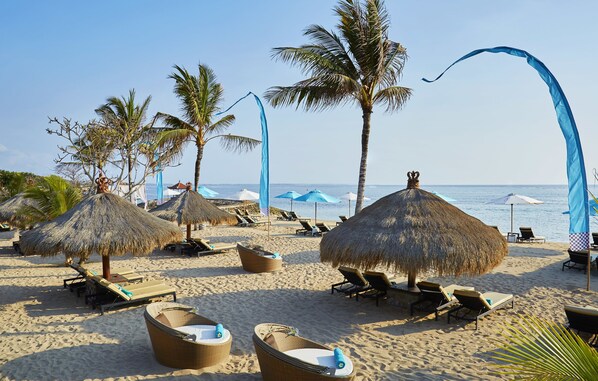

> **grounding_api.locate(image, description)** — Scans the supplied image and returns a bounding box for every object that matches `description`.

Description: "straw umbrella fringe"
[320,172,508,288]
[0,193,36,227]
[150,186,237,239]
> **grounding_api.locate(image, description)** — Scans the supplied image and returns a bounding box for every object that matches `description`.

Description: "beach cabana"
[150,183,236,240]
[20,174,182,280]
[320,171,508,290]
[0,193,35,228]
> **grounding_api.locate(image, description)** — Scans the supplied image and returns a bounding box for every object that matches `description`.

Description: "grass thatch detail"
[320,188,508,276]
[150,190,237,226]
[20,193,183,257]
[0,193,36,226]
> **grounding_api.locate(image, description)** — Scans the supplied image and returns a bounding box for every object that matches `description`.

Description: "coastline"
[0,221,596,380]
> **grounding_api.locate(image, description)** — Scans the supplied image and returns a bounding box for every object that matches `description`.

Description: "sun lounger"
[448,289,514,330]
[144,302,232,369]
[245,216,270,226]
[63,263,143,294]
[361,271,401,306]
[592,233,598,249]
[289,211,309,221]
[253,323,356,380]
[564,305,598,347]
[278,211,293,221]
[315,223,333,235]
[331,267,372,299]
[236,214,250,227]
[562,250,598,273]
[336,216,348,226]
[237,244,283,273]
[87,276,176,314]
[0,223,10,232]
[410,281,475,320]
[182,239,236,257]
[517,227,545,243]
[296,220,317,236]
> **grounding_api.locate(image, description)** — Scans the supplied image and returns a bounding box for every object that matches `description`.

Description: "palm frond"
[206,114,236,136]
[373,85,412,112]
[215,134,261,153]
[491,315,598,380]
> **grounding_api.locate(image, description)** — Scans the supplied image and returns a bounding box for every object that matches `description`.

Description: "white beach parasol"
[487,193,543,233]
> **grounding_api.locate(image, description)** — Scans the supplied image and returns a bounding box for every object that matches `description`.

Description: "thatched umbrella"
[320,171,508,290]
[0,193,35,227]
[20,175,182,279]
[150,183,237,240]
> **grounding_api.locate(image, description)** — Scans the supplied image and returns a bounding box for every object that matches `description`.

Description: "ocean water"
[147,183,596,243]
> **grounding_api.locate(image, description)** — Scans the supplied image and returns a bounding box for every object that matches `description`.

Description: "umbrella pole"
[510,204,514,233]
[186,224,191,240]
[349,200,351,217]
[290,199,293,212]
[102,254,111,280]
[588,246,591,291]
[315,202,318,225]
[407,271,417,290]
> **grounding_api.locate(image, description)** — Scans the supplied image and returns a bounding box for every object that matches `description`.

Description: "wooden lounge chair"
[0,223,10,232]
[361,271,401,306]
[237,244,283,273]
[517,227,545,243]
[63,263,143,293]
[236,214,250,227]
[563,249,598,273]
[183,239,236,257]
[564,305,598,347]
[592,233,598,249]
[289,211,309,221]
[253,323,356,381]
[410,281,475,320]
[88,276,177,314]
[336,216,347,226]
[144,302,232,369]
[245,216,270,226]
[296,220,317,236]
[315,223,333,235]
[278,211,293,221]
[331,267,372,299]
[448,289,514,330]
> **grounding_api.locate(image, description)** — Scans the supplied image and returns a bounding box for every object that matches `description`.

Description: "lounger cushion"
[481,292,513,310]
[129,284,176,300]
[176,324,231,344]
[565,305,598,316]
[443,284,475,300]
[284,348,354,376]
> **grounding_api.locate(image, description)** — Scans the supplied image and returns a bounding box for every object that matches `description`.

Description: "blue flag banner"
[154,153,163,205]
[423,46,589,251]
[216,92,270,216]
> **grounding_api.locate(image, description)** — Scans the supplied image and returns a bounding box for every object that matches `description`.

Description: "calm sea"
[147,184,596,243]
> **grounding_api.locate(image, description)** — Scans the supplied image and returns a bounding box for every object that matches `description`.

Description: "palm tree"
[19,175,81,224]
[265,0,411,213]
[156,64,261,189]
[95,89,152,192]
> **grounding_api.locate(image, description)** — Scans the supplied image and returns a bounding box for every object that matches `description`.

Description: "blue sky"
[1,0,597,186]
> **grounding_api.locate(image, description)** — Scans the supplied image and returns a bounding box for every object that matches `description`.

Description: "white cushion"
[175,324,230,344]
[284,348,353,377]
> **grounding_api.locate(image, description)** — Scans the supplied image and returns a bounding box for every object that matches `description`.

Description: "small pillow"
[485,298,493,306]
[215,323,224,338]
[333,348,346,369]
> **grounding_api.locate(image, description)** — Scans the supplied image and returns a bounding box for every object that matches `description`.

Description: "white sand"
[0,222,596,380]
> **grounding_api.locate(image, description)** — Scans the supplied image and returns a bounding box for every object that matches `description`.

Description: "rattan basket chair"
[144,302,232,369]
[237,244,283,273]
[253,323,356,381]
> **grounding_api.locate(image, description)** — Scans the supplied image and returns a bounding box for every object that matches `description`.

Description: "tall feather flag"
[154,153,163,205]
[423,46,590,256]
[216,92,270,216]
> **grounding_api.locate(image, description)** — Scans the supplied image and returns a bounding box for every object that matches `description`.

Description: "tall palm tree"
[156,64,261,189]
[95,89,152,192]
[265,0,411,213]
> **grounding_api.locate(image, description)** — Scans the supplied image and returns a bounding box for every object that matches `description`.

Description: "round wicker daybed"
[237,244,283,273]
[252,323,356,381]
[144,302,232,369]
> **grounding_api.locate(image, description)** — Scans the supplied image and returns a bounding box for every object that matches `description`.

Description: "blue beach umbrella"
[196,186,219,198]
[274,191,301,211]
[294,190,341,224]
[431,191,456,203]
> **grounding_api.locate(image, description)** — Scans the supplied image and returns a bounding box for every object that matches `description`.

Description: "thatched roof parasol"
[20,174,182,279]
[0,193,36,227]
[320,171,508,289]
[150,184,237,240]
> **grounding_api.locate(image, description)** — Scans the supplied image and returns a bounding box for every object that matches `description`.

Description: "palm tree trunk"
[127,154,133,201]
[355,109,372,214]
[194,144,204,190]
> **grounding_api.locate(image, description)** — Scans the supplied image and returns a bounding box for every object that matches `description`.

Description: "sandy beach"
[0,221,596,381]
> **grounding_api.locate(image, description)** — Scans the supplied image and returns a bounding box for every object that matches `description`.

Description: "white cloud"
[0,143,7,153]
